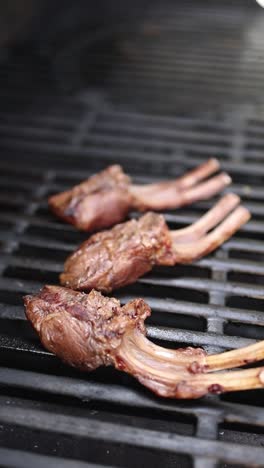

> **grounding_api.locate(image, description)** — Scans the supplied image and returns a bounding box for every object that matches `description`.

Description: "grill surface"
[0,1,264,467]
[58,0,264,115]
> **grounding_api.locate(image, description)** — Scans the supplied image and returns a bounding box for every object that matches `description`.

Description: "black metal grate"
[0,95,264,467]
[60,0,264,116]
[0,0,264,467]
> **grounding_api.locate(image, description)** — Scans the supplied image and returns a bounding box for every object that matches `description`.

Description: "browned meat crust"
[24,285,150,372]
[61,212,175,292]
[61,195,250,293]
[24,286,264,399]
[49,159,231,232]
[49,165,132,232]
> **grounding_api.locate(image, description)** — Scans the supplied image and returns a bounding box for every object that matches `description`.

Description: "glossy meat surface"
[61,212,175,292]
[24,285,150,371]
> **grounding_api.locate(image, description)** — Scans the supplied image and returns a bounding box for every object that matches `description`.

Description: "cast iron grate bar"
[0,107,264,465]
[1,396,264,467]
[0,448,107,468]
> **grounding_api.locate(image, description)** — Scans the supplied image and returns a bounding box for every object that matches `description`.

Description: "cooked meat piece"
[49,159,231,231]
[24,285,149,372]
[60,194,250,293]
[49,165,132,232]
[24,285,264,399]
[61,209,174,292]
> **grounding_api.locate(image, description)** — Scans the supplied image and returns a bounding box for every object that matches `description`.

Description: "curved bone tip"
[223,192,240,204]
[220,173,232,186]
[208,158,220,170]
[259,369,264,385]
[238,206,251,223]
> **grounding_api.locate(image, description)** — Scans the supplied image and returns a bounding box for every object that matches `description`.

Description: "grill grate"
[0,0,264,467]
[55,0,264,116]
[0,100,264,467]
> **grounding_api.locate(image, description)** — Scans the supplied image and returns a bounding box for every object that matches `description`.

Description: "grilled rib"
[49,159,231,232]
[60,194,250,293]
[24,286,264,399]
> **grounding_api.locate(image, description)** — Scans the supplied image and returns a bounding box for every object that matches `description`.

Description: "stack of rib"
[24,159,264,399]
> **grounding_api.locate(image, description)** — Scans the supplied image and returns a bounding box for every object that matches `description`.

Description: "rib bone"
[119,328,264,398]
[49,159,231,231]
[24,286,264,400]
[130,159,231,210]
[61,194,250,293]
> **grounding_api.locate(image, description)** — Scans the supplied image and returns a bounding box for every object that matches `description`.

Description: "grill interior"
[56,0,264,115]
[1,1,264,467]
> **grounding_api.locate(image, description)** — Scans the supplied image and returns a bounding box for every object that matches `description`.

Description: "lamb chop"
[49,159,231,232]
[60,193,250,293]
[24,286,264,399]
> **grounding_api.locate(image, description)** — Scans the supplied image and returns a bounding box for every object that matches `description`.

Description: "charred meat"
[49,159,231,231]
[61,194,250,293]
[24,286,264,399]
